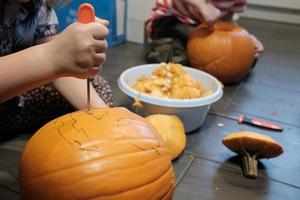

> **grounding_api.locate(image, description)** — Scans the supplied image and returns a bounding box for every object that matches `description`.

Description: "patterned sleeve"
[210,0,247,16]
[35,0,59,39]
[147,0,201,32]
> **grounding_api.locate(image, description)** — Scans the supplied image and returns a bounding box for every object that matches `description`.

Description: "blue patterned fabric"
[0,0,59,56]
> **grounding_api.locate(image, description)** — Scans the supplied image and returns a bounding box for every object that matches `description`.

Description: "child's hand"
[250,34,264,57]
[47,17,109,78]
[182,0,221,27]
[199,3,221,27]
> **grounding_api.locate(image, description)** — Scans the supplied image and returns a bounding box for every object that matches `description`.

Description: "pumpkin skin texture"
[146,114,186,160]
[19,108,175,200]
[187,21,255,84]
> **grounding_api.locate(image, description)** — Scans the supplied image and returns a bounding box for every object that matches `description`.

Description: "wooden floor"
[1,18,300,199]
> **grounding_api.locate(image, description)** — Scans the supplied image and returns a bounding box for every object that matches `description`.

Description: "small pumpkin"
[19,108,175,200]
[146,114,186,160]
[187,21,255,84]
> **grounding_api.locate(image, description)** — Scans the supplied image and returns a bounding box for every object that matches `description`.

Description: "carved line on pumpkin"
[80,163,174,199]
[22,149,171,188]
[193,54,227,71]
[117,117,162,152]
[73,110,109,151]
[55,111,162,153]
[57,114,98,151]
[57,112,160,153]
[71,114,102,151]
[56,116,161,150]
[54,118,63,125]
[53,108,165,154]
[87,110,109,121]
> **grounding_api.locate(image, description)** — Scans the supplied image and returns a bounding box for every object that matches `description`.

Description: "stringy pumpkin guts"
[132,63,212,99]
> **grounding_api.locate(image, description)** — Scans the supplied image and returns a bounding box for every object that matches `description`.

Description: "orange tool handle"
[77,3,95,24]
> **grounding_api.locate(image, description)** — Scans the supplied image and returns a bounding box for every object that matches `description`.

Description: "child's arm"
[0,21,108,103]
[0,44,58,103]
[37,18,110,109]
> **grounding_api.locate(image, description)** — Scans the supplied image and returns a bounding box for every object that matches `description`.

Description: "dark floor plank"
[239,18,277,39]
[0,149,21,199]
[0,149,22,180]
[246,62,300,93]
[0,187,19,200]
[185,114,300,188]
[239,18,300,44]
[0,134,31,152]
[227,82,300,126]
[211,83,244,112]
[172,153,195,186]
[257,46,300,68]
[174,157,300,200]
[0,170,19,194]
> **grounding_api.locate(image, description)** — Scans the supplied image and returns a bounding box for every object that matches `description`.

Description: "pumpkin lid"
[222,131,283,158]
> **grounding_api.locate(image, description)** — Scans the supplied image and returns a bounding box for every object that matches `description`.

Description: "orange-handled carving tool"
[78,3,95,24]
[77,3,95,111]
[210,111,283,132]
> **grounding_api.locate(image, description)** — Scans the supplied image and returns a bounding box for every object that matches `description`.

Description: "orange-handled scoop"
[78,3,95,24]
[77,3,95,111]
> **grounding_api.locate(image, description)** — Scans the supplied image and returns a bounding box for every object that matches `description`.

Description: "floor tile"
[174,157,300,200]
[0,149,22,179]
[0,134,31,152]
[172,153,195,186]
[0,187,19,200]
[228,82,300,126]
[211,83,245,112]
[185,114,300,188]
[0,149,21,199]
[246,61,300,93]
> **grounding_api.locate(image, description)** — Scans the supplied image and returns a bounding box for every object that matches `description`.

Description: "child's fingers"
[88,67,100,77]
[93,40,108,53]
[87,22,109,40]
[95,17,109,27]
[206,21,216,31]
[93,53,106,66]
[256,42,264,52]
[250,34,264,57]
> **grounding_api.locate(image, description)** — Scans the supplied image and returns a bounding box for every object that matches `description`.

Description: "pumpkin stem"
[214,21,235,31]
[242,154,258,178]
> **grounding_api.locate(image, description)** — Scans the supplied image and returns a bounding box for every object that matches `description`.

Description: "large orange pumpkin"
[187,21,255,84]
[19,108,175,200]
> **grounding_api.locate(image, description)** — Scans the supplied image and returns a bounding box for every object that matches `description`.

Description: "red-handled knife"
[209,111,283,132]
[237,115,283,131]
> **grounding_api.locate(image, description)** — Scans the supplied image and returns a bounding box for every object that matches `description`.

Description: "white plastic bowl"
[118,64,223,132]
